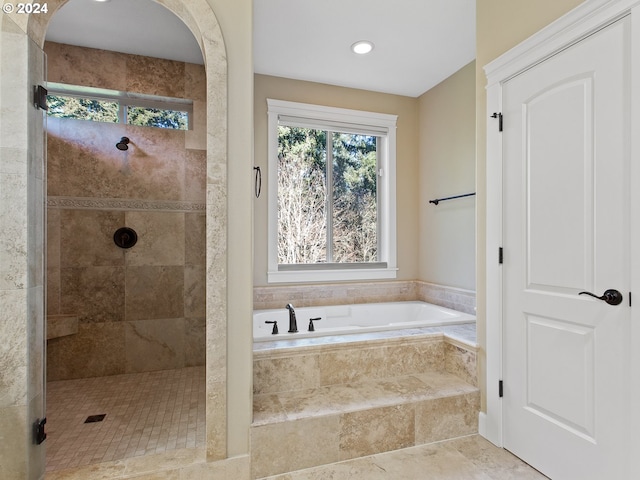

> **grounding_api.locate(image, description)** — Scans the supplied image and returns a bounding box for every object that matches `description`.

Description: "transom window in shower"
[267,99,398,283]
[46,82,192,130]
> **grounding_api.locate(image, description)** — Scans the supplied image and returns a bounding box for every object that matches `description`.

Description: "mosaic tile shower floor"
[45,366,206,472]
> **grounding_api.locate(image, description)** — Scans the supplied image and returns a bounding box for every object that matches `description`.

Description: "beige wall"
[418,61,476,291]
[475,0,585,411]
[253,74,420,287]
[45,43,207,381]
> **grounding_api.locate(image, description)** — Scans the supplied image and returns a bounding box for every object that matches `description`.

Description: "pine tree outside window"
[46,83,192,130]
[267,99,398,283]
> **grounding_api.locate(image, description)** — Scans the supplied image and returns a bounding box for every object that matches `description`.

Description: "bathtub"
[253,301,475,342]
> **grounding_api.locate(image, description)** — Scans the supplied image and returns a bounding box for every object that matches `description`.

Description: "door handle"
[578,289,623,306]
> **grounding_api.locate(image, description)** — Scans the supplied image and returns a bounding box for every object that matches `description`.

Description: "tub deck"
[253,322,476,352]
[253,301,475,343]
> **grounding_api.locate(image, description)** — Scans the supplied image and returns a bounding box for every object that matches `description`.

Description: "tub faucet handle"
[308,317,321,332]
[265,320,278,335]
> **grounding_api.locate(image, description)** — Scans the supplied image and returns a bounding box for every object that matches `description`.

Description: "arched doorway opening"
[18,0,229,474]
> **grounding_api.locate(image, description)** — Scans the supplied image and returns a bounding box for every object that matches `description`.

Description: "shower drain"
[84,414,106,423]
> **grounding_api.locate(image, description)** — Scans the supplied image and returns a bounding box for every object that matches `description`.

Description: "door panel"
[526,76,594,292]
[526,314,595,439]
[503,17,630,480]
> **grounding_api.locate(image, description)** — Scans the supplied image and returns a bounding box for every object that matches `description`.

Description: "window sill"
[267,267,398,284]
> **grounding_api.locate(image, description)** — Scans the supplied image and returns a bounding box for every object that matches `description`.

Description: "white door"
[502,17,630,480]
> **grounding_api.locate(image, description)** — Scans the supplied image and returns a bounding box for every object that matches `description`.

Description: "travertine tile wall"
[253,336,446,395]
[0,23,48,479]
[45,43,207,380]
[253,280,476,315]
[251,335,479,478]
[253,281,417,310]
[416,282,476,315]
[253,336,477,396]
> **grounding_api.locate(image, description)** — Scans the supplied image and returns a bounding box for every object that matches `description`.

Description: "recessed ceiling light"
[351,41,374,55]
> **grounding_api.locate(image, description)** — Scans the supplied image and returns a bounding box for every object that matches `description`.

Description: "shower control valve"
[308,317,321,332]
[265,320,278,335]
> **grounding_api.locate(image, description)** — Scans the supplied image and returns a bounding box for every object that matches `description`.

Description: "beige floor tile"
[259,435,548,480]
[46,366,205,472]
[444,435,549,480]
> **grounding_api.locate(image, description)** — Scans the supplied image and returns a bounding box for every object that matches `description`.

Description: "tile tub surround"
[45,43,207,381]
[417,281,476,315]
[251,327,479,478]
[253,326,477,395]
[253,280,476,315]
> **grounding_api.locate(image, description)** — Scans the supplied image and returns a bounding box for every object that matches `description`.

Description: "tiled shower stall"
[44,42,207,381]
[43,42,209,472]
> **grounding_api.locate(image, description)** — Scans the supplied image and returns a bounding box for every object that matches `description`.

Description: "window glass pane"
[277,126,327,264]
[126,106,188,130]
[332,133,378,263]
[47,95,119,123]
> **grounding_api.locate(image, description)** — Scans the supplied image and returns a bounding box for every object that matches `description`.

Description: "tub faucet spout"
[285,303,298,333]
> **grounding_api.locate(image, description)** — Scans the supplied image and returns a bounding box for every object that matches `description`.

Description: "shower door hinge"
[34,85,48,111]
[498,247,503,264]
[491,112,503,132]
[498,380,504,398]
[33,417,47,445]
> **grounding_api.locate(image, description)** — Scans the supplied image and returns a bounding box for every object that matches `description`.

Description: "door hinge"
[499,380,504,398]
[491,112,503,132]
[34,85,48,111]
[33,417,47,445]
[498,247,503,264]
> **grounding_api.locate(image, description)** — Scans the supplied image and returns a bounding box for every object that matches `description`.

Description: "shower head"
[116,137,130,151]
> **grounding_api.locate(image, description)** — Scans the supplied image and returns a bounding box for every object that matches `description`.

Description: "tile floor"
[44,435,547,480]
[44,339,545,479]
[260,434,549,480]
[45,366,206,472]
[45,364,546,479]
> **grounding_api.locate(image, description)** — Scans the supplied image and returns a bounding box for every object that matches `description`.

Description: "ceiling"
[45,0,205,65]
[46,0,476,98]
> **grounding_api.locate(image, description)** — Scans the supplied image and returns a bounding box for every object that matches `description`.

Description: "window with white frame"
[46,82,193,130]
[267,99,398,283]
